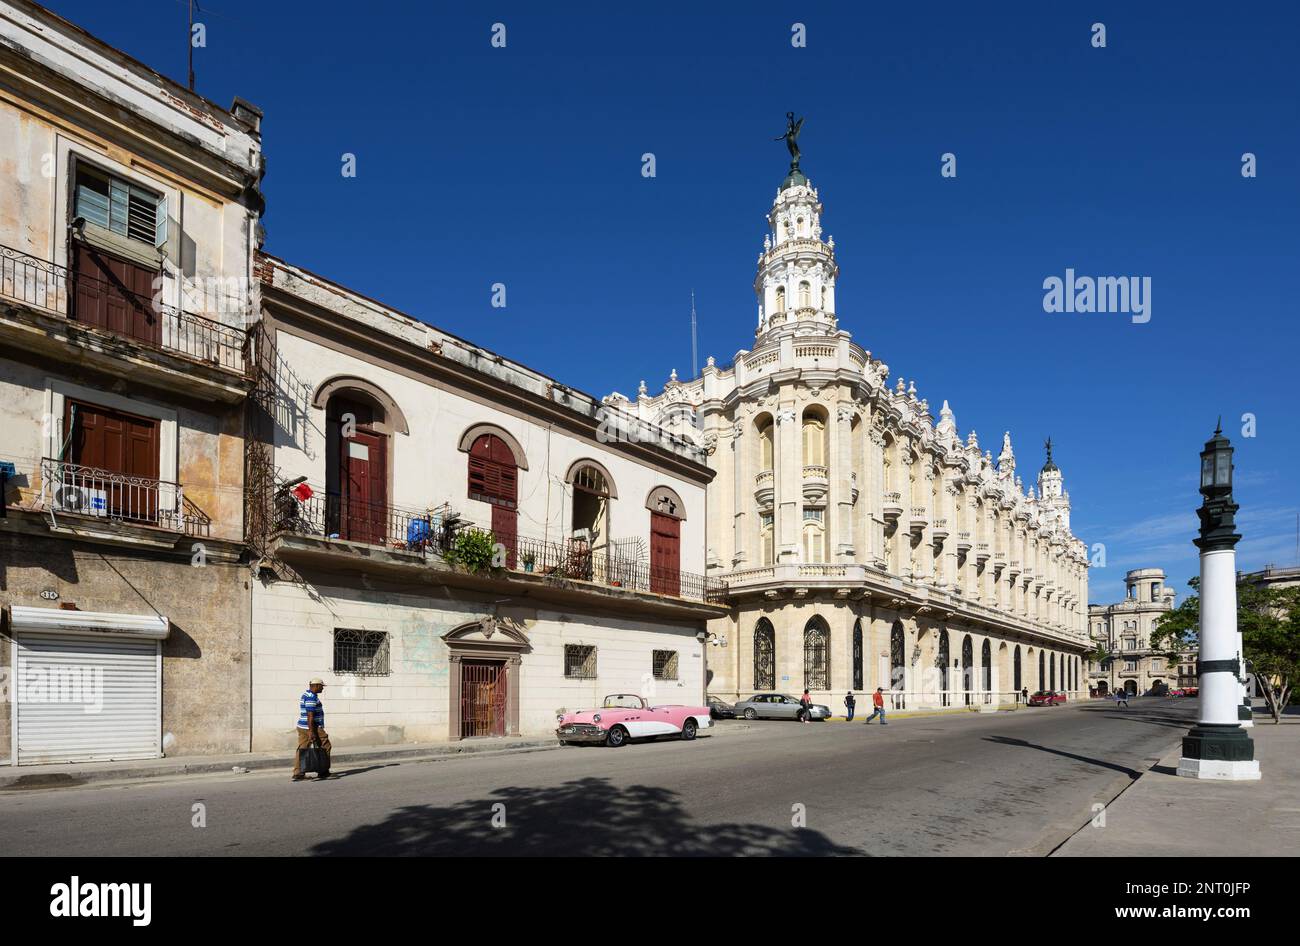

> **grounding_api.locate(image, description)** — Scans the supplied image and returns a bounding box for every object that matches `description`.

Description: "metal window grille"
[333,629,390,676]
[564,644,597,679]
[652,650,679,680]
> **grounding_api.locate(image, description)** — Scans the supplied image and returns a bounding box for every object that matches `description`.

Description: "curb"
[0,738,561,792]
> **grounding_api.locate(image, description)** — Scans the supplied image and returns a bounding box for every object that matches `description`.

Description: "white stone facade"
[608,166,1091,709]
[1088,568,1196,696]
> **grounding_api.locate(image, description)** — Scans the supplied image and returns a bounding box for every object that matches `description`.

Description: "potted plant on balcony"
[442,529,500,575]
[521,551,536,573]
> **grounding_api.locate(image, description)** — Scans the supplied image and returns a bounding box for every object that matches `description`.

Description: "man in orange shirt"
[863,687,888,725]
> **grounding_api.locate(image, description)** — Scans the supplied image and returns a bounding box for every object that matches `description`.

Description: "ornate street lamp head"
[1199,419,1233,499]
[1195,419,1240,551]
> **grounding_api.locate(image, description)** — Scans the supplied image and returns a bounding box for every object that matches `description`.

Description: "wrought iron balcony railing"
[0,243,248,374]
[271,482,728,604]
[39,458,210,536]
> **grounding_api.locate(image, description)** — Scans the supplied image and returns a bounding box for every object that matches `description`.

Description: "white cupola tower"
[1037,437,1071,531]
[754,163,840,340]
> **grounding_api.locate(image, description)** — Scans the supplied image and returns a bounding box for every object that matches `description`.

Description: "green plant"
[443,529,500,574]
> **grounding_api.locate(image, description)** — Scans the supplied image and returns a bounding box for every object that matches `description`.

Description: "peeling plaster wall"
[250,578,705,749]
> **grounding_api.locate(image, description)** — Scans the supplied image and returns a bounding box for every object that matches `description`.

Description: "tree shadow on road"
[1080,707,1193,730]
[310,776,863,856]
[983,735,1141,779]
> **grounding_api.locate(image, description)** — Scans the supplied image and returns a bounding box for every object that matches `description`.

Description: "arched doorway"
[1125,679,1138,696]
[981,639,992,704]
[1050,653,1057,691]
[1013,645,1022,693]
[1097,679,1109,696]
[961,635,974,706]
[325,389,391,544]
[467,432,519,565]
[890,620,906,708]
[937,629,950,706]
[1038,649,1045,691]
[567,462,615,579]
[804,616,830,692]
[852,619,864,691]
[754,618,775,690]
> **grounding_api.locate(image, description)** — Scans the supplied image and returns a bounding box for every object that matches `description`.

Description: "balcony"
[39,457,210,537]
[753,469,774,508]
[0,243,250,399]
[956,530,973,551]
[975,541,991,562]
[802,464,828,503]
[908,506,928,533]
[882,491,903,519]
[931,517,950,541]
[270,483,728,608]
[849,471,858,504]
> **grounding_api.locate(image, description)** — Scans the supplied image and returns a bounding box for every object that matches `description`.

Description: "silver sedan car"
[734,693,832,721]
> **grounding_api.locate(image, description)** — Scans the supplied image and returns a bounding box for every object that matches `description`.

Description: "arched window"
[757,416,774,471]
[798,280,811,309]
[759,511,775,567]
[804,616,830,692]
[1050,652,1057,691]
[468,432,519,564]
[802,410,827,466]
[852,619,864,691]
[775,285,786,313]
[802,507,825,563]
[1014,645,1022,692]
[981,639,992,702]
[567,462,615,577]
[325,389,390,545]
[962,635,974,705]
[1039,649,1045,691]
[890,620,906,703]
[937,630,950,704]
[754,618,775,690]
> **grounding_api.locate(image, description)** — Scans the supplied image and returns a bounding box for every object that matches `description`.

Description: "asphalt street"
[0,698,1197,856]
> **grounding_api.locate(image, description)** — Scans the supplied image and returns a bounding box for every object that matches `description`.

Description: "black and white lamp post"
[1177,423,1261,780]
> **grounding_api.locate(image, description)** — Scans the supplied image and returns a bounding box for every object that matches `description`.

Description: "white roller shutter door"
[15,633,161,765]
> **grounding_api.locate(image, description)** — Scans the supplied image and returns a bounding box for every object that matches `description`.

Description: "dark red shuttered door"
[340,428,388,545]
[71,243,160,346]
[65,400,160,522]
[468,434,518,566]
[650,512,680,596]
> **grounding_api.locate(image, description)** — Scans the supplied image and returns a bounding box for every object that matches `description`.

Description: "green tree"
[1152,577,1300,723]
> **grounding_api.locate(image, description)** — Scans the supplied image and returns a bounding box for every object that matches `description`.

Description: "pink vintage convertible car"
[556,693,712,747]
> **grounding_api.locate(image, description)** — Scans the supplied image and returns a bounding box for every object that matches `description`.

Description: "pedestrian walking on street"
[844,690,856,722]
[863,687,888,725]
[800,688,813,723]
[292,677,332,781]
[1021,686,1029,704]
[1115,689,1130,709]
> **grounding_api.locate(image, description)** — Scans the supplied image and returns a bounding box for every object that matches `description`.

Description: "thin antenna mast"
[690,290,698,379]
[187,0,196,91]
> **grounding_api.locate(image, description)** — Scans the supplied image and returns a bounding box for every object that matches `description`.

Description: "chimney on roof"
[230,97,263,135]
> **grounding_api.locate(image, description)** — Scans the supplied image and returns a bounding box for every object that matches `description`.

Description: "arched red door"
[468,434,518,565]
[650,511,680,596]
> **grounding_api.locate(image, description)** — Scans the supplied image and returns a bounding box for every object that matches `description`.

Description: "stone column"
[869,427,887,567]
[834,404,855,561]
[775,405,800,562]
[732,419,748,567]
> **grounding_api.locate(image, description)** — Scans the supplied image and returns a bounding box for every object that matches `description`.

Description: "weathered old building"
[0,0,263,762]
[248,256,725,748]
[608,159,1092,708]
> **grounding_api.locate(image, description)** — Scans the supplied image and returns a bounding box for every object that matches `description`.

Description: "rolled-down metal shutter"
[16,634,161,765]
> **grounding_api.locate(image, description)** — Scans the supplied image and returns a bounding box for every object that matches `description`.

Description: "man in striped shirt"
[291,677,331,781]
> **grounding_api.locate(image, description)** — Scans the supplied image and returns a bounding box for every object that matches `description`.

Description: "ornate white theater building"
[607,158,1092,709]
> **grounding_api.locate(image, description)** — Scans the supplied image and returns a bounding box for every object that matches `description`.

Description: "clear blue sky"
[48,0,1300,602]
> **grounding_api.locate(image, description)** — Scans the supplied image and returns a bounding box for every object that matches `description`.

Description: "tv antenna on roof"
[690,290,698,380]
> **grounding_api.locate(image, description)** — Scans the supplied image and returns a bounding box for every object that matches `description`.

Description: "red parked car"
[1028,690,1067,706]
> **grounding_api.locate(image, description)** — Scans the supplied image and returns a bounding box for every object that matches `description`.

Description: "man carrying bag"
[292,677,332,781]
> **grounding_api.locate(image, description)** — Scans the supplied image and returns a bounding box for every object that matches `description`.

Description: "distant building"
[1239,564,1300,592]
[1087,569,1196,696]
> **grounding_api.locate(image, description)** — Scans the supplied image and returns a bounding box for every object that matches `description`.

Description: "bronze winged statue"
[775,112,805,169]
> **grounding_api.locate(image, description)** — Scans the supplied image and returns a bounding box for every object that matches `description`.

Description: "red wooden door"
[64,400,160,523]
[650,511,680,596]
[460,661,507,738]
[468,434,518,567]
[71,243,160,346]
[339,429,387,545]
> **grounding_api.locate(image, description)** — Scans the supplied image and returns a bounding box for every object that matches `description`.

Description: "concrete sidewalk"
[1054,708,1300,857]
[0,736,561,792]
